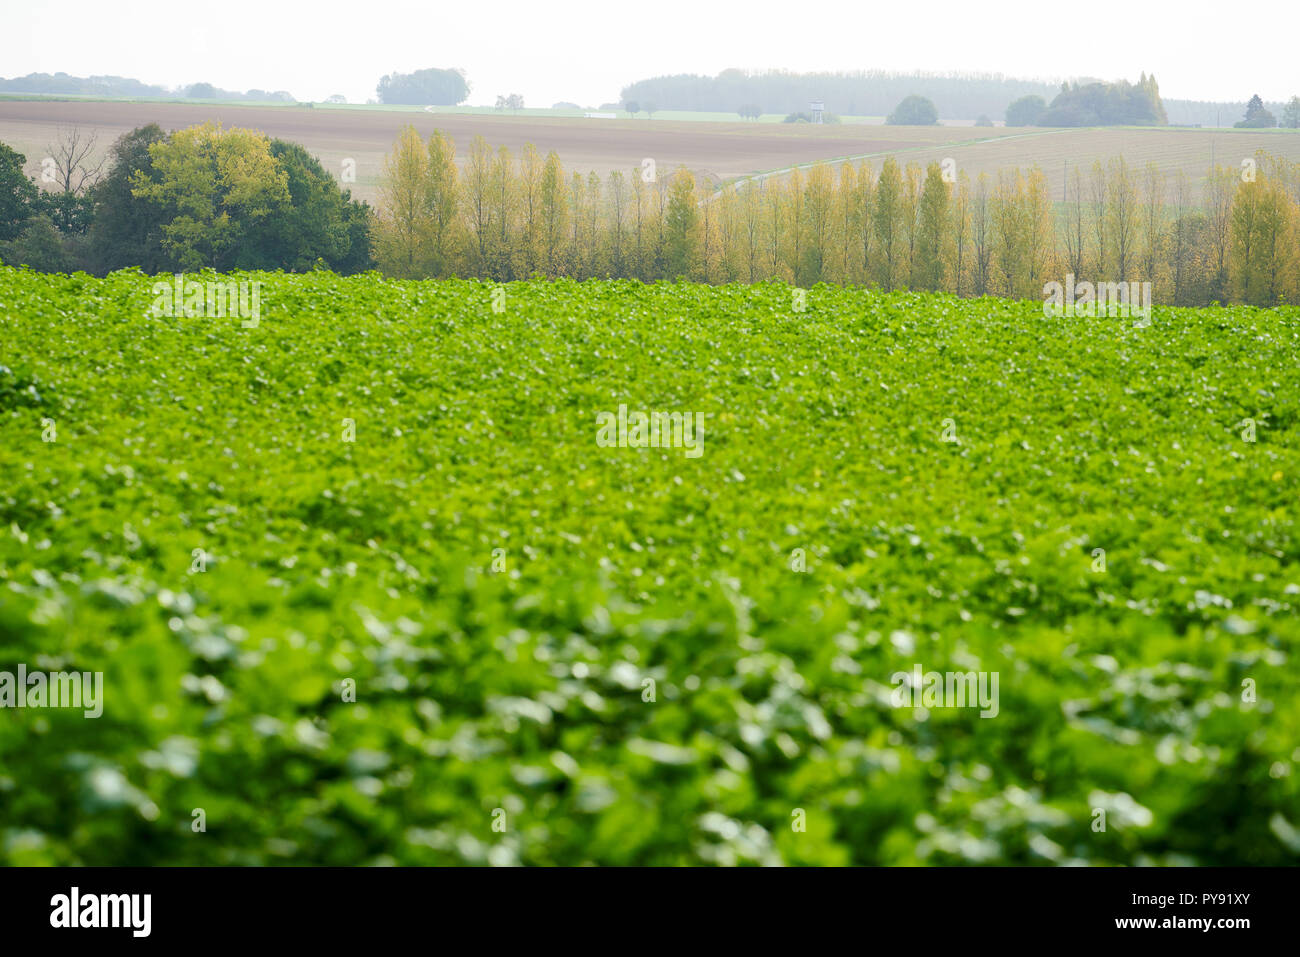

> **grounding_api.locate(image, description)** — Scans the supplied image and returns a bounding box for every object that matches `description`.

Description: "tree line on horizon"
[884,76,1193,129]
[1004,75,1168,127]
[618,68,1288,127]
[1007,85,1300,130]
[3,121,1299,310]
[0,72,298,102]
[4,68,1292,127]
[370,124,1300,308]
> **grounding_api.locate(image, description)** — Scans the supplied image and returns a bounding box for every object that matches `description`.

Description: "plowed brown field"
[3,99,1299,205]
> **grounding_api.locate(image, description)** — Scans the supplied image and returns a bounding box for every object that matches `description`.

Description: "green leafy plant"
[1,268,1297,865]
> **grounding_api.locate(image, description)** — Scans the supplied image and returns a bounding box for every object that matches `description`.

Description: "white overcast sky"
[2,0,1293,106]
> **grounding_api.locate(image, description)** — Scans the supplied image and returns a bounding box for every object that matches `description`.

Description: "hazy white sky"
[3,0,1294,106]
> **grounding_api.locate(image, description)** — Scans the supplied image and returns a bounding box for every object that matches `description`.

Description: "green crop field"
[1,265,1298,866]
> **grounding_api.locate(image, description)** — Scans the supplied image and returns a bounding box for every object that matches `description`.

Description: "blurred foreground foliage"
[1,268,1298,865]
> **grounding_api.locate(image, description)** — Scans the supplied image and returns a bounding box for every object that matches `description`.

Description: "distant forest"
[0,72,297,102]
[2,69,1288,128]
[618,69,1284,127]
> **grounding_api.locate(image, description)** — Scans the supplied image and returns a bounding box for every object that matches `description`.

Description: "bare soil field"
[0,100,972,203]
[836,126,1300,202]
[2,100,1299,205]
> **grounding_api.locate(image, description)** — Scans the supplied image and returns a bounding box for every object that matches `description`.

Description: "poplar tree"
[607,170,628,277]
[488,145,515,280]
[833,163,860,284]
[539,151,569,277]
[464,135,493,274]
[913,162,950,291]
[425,129,461,277]
[1203,164,1235,302]
[1062,166,1087,279]
[1106,157,1139,279]
[739,179,763,282]
[951,171,972,296]
[991,169,1029,297]
[856,162,876,285]
[372,124,429,277]
[1139,162,1166,287]
[663,167,700,279]
[900,163,923,286]
[970,173,992,296]
[872,158,903,290]
[798,162,834,286]
[515,144,543,277]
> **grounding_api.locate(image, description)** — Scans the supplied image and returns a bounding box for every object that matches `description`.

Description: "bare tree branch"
[45,126,107,194]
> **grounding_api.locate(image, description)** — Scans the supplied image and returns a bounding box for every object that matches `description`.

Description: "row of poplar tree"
[373,124,1300,308]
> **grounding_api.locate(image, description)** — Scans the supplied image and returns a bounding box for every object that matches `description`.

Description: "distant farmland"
[2,99,1298,205]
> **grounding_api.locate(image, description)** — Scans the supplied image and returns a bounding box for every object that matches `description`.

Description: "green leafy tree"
[0,141,39,242]
[1005,95,1046,126]
[131,123,290,271]
[1039,77,1167,126]
[250,140,372,273]
[1235,94,1277,128]
[1281,96,1300,129]
[376,68,469,106]
[0,215,75,271]
[886,95,939,126]
[87,124,170,272]
[36,191,95,235]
